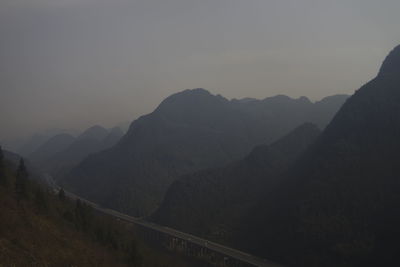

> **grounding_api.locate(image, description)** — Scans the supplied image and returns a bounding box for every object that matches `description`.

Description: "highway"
[62,189,282,267]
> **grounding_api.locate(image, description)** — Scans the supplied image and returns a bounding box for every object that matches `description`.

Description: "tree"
[127,238,142,264]
[75,199,93,232]
[34,187,49,212]
[0,146,6,186]
[58,188,66,201]
[15,158,28,200]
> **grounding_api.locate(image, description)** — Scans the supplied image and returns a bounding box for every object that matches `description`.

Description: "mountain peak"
[155,88,228,113]
[167,88,214,99]
[379,44,400,76]
[78,125,108,141]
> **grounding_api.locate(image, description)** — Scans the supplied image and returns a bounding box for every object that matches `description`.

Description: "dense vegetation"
[0,146,194,267]
[62,89,347,217]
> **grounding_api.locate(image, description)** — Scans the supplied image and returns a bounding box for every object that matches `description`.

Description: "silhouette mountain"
[62,89,347,217]
[42,126,123,178]
[15,134,56,157]
[77,125,109,141]
[379,44,400,76]
[28,134,76,168]
[237,45,400,266]
[4,128,78,156]
[152,123,321,242]
[102,127,124,149]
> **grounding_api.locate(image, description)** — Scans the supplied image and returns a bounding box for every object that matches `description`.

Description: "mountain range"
[149,44,400,267]
[231,45,400,266]
[61,89,348,217]
[28,125,124,178]
[152,122,321,243]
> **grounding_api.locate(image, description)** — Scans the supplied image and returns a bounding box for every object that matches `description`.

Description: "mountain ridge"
[152,122,321,242]
[236,44,400,267]
[62,89,348,217]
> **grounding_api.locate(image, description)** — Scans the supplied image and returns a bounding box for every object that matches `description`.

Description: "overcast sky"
[1,0,399,140]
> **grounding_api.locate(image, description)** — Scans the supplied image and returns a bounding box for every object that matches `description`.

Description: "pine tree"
[15,158,28,200]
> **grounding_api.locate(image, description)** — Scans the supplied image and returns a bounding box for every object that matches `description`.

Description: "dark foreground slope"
[153,123,321,243]
[0,153,137,266]
[0,149,195,267]
[239,45,400,267]
[63,89,347,217]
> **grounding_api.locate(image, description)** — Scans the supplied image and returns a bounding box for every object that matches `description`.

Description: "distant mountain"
[76,125,109,141]
[237,45,400,266]
[2,128,78,156]
[310,94,351,128]
[42,126,123,178]
[152,123,321,242]
[62,89,347,217]
[16,134,53,157]
[117,121,132,134]
[28,134,76,167]
[102,127,124,148]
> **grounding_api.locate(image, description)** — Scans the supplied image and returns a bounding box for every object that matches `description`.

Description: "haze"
[1,0,399,140]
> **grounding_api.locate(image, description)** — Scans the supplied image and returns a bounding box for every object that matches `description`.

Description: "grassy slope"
[0,187,127,266]
[0,161,190,267]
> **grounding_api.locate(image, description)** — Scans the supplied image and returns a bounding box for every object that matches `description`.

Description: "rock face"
[62,89,347,217]
[238,45,400,267]
[152,123,321,242]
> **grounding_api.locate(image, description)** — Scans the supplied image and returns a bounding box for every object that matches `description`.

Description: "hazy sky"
[1,0,399,140]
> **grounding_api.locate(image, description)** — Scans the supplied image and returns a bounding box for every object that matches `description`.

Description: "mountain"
[117,121,132,134]
[2,128,78,156]
[76,125,109,141]
[43,126,123,178]
[152,123,321,243]
[62,89,347,217]
[28,134,76,167]
[102,127,124,148]
[310,94,351,128]
[237,45,400,266]
[16,134,52,157]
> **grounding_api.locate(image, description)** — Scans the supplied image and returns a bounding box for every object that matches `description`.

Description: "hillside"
[62,89,347,217]
[152,123,321,243]
[0,149,136,266]
[237,45,400,266]
[0,147,196,267]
